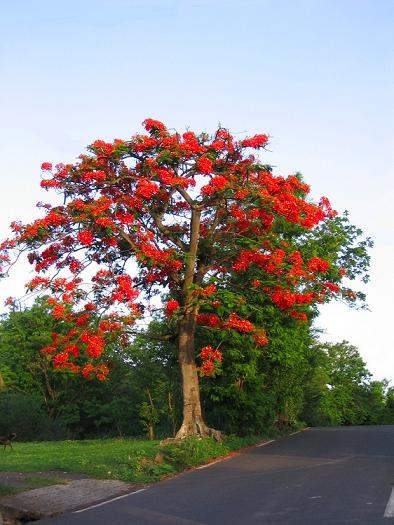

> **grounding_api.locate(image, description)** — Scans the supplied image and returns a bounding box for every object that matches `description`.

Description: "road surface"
[41,425,394,524]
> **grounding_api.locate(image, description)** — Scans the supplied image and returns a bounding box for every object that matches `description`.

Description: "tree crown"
[0,119,370,378]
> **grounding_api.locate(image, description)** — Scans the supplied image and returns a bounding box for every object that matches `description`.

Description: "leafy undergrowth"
[0,435,264,484]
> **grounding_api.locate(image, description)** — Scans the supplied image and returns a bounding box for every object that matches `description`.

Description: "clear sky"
[1,0,393,380]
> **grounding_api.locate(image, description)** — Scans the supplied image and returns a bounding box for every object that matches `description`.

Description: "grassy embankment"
[0,435,264,491]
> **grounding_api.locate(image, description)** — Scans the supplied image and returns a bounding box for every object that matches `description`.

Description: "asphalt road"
[40,425,394,524]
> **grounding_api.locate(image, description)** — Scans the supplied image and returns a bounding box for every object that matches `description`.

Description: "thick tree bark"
[175,311,222,440]
[176,312,209,438]
[174,208,222,441]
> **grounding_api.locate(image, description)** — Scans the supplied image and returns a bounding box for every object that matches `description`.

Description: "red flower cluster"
[85,334,104,358]
[193,284,217,296]
[198,345,222,376]
[91,140,114,156]
[165,299,180,317]
[197,157,213,174]
[324,282,340,293]
[253,331,269,346]
[99,319,121,332]
[81,170,107,183]
[111,275,139,303]
[95,217,114,228]
[197,313,221,328]
[78,230,94,246]
[201,175,228,196]
[308,257,329,273]
[143,118,167,133]
[136,178,160,199]
[241,134,269,148]
[224,313,255,333]
[181,132,204,155]
[82,363,109,381]
[52,303,66,319]
[270,287,314,310]
[290,310,308,322]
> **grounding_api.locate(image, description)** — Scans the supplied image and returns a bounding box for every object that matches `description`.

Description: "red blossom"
[241,134,268,148]
[65,344,80,357]
[197,313,221,328]
[51,303,65,319]
[82,363,95,379]
[86,334,104,358]
[77,230,94,246]
[40,179,61,189]
[76,313,89,326]
[324,282,340,293]
[194,284,217,296]
[165,299,180,317]
[84,302,96,311]
[95,217,114,228]
[4,296,16,307]
[197,157,213,174]
[198,345,222,376]
[136,178,160,199]
[91,140,114,156]
[143,118,167,133]
[69,260,82,273]
[308,257,329,273]
[253,332,269,346]
[182,131,204,154]
[224,313,255,333]
[290,310,308,322]
[53,352,69,368]
[96,364,109,381]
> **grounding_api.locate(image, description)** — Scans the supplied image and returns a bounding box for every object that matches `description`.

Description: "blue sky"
[1,0,393,379]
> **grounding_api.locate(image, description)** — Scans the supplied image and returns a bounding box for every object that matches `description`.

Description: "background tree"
[301,341,388,426]
[1,299,390,440]
[0,119,371,438]
[0,298,158,439]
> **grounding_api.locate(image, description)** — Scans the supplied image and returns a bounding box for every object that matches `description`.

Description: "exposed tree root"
[154,420,222,463]
[158,420,222,449]
[175,416,222,442]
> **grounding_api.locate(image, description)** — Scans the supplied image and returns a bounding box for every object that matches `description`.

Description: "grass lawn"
[0,435,263,484]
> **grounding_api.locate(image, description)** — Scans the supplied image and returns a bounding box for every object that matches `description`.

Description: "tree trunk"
[146,388,156,440]
[175,312,221,440]
[174,208,221,441]
[168,391,177,437]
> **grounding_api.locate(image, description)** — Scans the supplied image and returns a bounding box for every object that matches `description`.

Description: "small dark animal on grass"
[0,433,16,450]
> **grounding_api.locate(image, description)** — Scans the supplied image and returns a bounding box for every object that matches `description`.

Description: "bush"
[161,435,261,470]
[0,392,68,441]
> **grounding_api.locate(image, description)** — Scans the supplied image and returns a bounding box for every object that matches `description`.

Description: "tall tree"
[301,341,382,426]
[0,119,370,437]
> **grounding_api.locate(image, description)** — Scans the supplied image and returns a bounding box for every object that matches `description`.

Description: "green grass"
[21,476,69,489]
[0,435,264,483]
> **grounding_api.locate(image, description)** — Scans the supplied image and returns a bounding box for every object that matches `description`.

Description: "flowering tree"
[0,119,368,438]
